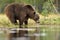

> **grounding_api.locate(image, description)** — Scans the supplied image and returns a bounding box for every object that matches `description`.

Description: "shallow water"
[0,25,60,40]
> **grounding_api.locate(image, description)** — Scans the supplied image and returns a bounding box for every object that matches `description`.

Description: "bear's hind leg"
[9,17,17,25]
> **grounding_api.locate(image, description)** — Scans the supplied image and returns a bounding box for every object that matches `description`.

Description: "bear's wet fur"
[4,3,39,27]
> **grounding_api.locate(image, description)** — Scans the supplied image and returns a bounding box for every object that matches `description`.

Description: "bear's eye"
[33,12,36,15]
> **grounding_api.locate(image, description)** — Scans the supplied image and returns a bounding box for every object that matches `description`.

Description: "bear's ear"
[24,5,34,10]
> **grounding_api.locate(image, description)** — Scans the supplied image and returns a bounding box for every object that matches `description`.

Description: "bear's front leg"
[19,19,24,28]
[24,17,28,27]
[24,20,28,25]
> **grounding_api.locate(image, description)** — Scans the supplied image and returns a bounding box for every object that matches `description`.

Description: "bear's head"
[24,5,40,23]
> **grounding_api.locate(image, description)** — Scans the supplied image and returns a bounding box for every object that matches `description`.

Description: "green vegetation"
[40,14,60,25]
[0,0,55,14]
[0,14,60,27]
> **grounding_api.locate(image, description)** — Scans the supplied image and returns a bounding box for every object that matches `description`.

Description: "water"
[0,25,60,40]
[10,37,30,40]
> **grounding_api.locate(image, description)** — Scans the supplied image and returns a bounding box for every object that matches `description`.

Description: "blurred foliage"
[42,0,55,16]
[0,0,15,12]
[0,0,56,16]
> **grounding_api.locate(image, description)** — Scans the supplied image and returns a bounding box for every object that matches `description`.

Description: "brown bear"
[4,3,39,27]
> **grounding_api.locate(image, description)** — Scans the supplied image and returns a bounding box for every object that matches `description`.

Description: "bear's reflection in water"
[11,37,30,40]
[8,25,35,40]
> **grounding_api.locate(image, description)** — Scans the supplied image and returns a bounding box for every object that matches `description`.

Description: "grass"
[0,14,60,27]
[0,14,18,28]
[40,14,60,25]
